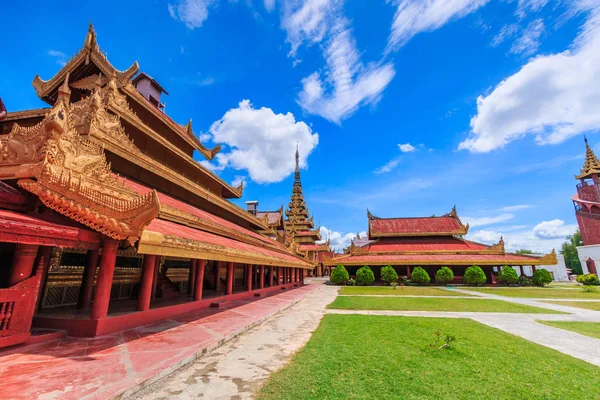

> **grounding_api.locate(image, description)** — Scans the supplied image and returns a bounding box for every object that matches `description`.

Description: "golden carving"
[488,236,505,253]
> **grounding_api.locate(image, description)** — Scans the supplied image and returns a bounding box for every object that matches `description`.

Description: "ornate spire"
[294,143,300,182]
[56,73,71,105]
[576,136,600,180]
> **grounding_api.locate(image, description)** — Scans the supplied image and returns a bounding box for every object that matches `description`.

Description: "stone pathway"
[128,284,338,400]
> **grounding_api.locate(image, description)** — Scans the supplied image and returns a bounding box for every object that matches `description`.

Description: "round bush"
[356,266,375,286]
[532,269,552,287]
[381,265,399,285]
[498,266,519,285]
[435,266,454,285]
[330,264,349,285]
[576,273,599,285]
[410,267,430,285]
[518,275,532,286]
[464,266,486,286]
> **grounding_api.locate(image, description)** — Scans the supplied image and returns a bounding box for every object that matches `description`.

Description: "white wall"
[508,254,569,281]
[576,244,600,275]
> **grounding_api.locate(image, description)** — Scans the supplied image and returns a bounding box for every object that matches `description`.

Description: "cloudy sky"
[3,0,598,251]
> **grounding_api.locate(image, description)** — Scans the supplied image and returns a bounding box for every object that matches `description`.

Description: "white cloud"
[373,157,401,175]
[318,226,367,252]
[264,0,276,12]
[516,0,548,19]
[491,23,520,47]
[209,99,319,183]
[281,0,339,56]
[533,219,578,239]
[510,18,545,56]
[398,143,416,152]
[297,20,395,123]
[48,50,67,66]
[498,204,533,212]
[231,175,247,188]
[168,0,215,29]
[462,213,514,227]
[459,4,600,152]
[386,0,490,53]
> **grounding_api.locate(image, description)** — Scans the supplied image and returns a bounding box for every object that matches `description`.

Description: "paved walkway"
[0,285,320,400]
[128,284,338,400]
[329,287,600,367]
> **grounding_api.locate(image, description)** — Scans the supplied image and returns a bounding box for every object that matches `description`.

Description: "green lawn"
[537,321,600,340]
[328,296,564,313]
[461,287,600,299]
[541,301,600,311]
[256,315,600,399]
[339,286,470,296]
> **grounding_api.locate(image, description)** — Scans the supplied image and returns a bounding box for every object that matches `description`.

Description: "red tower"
[573,138,600,247]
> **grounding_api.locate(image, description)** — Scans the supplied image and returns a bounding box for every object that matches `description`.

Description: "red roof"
[295,230,320,236]
[369,216,467,238]
[298,243,329,251]
[331,253,546,266]
[367,237,488,252]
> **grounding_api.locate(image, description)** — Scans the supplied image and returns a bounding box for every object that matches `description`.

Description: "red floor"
[0,284,319,400]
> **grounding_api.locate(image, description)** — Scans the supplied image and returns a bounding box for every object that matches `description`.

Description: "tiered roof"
[576,137,600,180]
[326,208,557,267]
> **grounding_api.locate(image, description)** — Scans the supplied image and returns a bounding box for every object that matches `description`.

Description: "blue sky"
[2,0,599,252]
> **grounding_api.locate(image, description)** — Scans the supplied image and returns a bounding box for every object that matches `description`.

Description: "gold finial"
[576,136,600,179]
[56,72,71,105]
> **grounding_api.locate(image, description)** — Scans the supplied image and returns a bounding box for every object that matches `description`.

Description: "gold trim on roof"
[576,138,600,179]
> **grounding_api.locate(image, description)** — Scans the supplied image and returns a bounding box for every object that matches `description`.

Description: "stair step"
[26,329,67,345]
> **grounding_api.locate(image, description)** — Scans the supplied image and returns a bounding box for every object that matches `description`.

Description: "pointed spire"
[294,144,300,182]
[576,136,600,179]
[84,22,97,51]
[56,72,71,105]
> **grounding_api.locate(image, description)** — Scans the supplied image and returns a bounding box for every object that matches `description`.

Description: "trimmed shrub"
[330,264,349,285]
[464,266,486,286]
[497,266,519,285]
[532,269,552,287]
[576,273,599,285]
[346,278,356,286]
[356,266,375,286]
[381,265,399,285]
[518,275,532,286]
[435,266,454,285]
[411,267,430,285]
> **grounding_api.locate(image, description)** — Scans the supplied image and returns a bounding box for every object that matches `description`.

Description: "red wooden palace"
[325,207,557,283]
[0,25,313,349]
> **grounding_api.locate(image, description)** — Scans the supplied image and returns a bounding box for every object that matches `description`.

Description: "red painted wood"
[194,260,205,301]
[259,265,265,289]
[78,249,99,309]
[215,261,221,291]
[188,260,197,295]
[91,239,119,320]
[226,262,234,295]
[151,256,160,299]
[138,255,157,311]
[246,265,252,291]
[8,244,39,287]
[268,266,274,287]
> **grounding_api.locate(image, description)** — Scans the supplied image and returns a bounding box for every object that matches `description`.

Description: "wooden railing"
[0,272,42,348]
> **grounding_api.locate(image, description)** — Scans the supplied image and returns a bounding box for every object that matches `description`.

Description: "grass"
[256,315,600,400]
[537,321,600,340]
[327,296,564,313]
[339,286,471,296]
[541,301,600,311]
[461,287,600,299]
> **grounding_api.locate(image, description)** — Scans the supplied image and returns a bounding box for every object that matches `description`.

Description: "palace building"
[284,148,331,276]
[0,25,313,348]
[325,207,557,284]
[573,137,600,275]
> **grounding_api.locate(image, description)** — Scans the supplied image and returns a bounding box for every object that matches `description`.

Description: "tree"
[561,230,583,275]
[532,269,552,287]
[381,265,398,285]
[497,266,519,285]
[411,267,430,285]
[356,266,375,286]
[435,267,454,285]
[515,249,533,255]
[464,266,487,286]
[330,264,349,285]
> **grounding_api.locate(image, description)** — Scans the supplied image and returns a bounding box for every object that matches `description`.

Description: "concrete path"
[129,284,338,400]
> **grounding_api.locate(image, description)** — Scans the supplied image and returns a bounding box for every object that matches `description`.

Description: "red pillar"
[91,239,119,320]
[531,265,536,276]
[138,254,157,311]
[215,262,221,291]
[194,260,205,301]
[519,266,524,276]
[407,266,412,278]
[36,246,53,311]
[188,260,197,295]
[294,268,298,282]
[8,244,39,286]
[151,256,160,299]
[226,262,234,295]
[300,269,304,282]
[268,266,274,287]
[259,265,265,289]
[276,267,280,286]
[78,249,99,309]
[246,264,253,291]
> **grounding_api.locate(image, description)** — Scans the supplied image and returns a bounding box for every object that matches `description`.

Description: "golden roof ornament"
[56,73,71,105]
[576,136,600,180]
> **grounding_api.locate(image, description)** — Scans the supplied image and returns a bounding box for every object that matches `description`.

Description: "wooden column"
[151,257,160,299]
[91,239,119,320]
[246,264,253,291]
[194,260,205,301]
[215,262,221,291]
[226,262,234,295]
[519,266,524,276]
[138,254,157,311]
[188,260,197,295]
[300,269,304,282]
[407,266,412,278]
[8,244,39,286]
[36,246,53,311]
[78,249,100,309]
[268,266,274,287]
[276,267,281,286]
[259,265,265,289]
[531,265,536,276]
